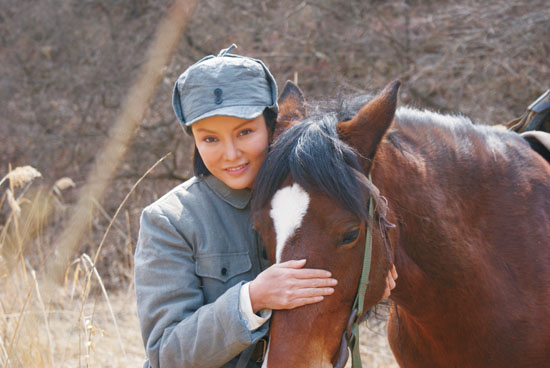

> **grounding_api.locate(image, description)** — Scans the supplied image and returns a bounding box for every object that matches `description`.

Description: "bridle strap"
[335,173,389,368]
[348,188,374,367]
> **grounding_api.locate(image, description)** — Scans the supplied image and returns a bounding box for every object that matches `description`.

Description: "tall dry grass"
[0,160,169,367]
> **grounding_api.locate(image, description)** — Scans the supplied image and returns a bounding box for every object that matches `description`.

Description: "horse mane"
[252,96,374,220]
[389,106,532,171]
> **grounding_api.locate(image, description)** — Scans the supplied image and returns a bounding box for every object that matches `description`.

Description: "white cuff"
[239,282,272,331]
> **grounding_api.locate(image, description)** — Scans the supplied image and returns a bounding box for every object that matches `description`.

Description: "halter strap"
[334,175,375,368]
[348,188,374,367]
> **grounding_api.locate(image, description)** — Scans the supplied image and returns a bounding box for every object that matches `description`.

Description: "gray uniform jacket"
[134,174,270,368]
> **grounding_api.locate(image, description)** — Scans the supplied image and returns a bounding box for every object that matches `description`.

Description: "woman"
[134,45,397,368]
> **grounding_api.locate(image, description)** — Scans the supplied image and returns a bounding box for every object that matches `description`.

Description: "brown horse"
[251,81,550,367]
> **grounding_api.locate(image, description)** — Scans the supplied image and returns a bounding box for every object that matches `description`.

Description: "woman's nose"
[224,139,241,160]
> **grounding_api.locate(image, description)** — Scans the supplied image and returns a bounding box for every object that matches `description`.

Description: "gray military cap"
[172,44,278,134]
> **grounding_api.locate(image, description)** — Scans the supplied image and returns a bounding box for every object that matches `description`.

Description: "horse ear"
[274,81,306,140]
[338,80,400,170]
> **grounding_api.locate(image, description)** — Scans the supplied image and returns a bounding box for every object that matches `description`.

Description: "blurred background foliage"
[1,0,549,288]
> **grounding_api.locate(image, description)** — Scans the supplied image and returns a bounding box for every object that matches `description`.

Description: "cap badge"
[214,88,223,105]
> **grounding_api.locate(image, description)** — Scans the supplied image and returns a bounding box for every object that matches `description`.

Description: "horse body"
[252,81,550,367]
[375,110,550,367]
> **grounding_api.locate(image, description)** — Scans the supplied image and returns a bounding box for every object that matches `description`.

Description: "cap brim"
[185,105,266,127]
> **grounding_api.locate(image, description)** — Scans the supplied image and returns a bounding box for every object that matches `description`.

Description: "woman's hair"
[192,108,278,176]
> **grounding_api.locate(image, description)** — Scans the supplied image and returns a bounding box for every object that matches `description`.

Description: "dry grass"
[1,271,396,368]
[1,269,145,367]
[0,162,149,367]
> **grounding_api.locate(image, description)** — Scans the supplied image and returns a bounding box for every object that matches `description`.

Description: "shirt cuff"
[239,282,272,331]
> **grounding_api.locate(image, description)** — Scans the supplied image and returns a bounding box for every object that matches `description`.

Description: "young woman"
[134,45,397,368]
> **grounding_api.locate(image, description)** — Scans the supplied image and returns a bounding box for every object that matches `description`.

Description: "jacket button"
[214,97,223,105]
[214,88,223,96]
[221,267,227,276]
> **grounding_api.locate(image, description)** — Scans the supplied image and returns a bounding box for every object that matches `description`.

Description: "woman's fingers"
[390,264,398,281]
[278,259,307,269]
[292,287,335,298]
[381,274,392,299]
[291,268,333,279]
[381,266,398,299]
[277,259,333,278]
[294,277,337,289]
[388,272,396,290]
[286,296,324,309]
[290,296,325,308]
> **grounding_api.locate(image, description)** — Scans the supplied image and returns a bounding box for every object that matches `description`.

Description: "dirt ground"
[35,292,397,367]
[356,311,399,368]
[2,282,397,367]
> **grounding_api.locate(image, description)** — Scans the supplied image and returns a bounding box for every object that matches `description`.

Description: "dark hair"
[251,112,371,220]
[192,108,277,176]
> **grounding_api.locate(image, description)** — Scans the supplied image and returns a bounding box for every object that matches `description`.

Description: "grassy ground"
[1,272,144,367]
[1,274,398,367]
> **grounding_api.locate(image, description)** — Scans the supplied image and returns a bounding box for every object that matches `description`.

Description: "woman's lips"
[225,162,249,175]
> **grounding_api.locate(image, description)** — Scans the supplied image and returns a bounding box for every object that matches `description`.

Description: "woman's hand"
[249,261,397,313]
[249,259,337,313]
[381,264,398,299]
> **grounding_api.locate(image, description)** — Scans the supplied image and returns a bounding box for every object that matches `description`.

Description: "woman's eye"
[204,136,217,143]
[239,129,252,136]
[342,228,360,244]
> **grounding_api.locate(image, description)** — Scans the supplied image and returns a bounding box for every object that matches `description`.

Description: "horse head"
[251,80,401,367]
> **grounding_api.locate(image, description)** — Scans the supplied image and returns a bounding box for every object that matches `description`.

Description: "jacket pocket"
[195,252,252,283]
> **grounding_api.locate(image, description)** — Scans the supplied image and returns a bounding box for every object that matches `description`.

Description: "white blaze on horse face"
[269,183,310,263]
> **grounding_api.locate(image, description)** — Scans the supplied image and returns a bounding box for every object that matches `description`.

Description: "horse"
[251,80,550,367]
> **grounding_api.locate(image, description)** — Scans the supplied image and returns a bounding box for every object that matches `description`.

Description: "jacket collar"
[203,174,251,209]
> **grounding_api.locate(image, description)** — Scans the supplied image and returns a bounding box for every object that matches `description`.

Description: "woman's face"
[192,114,269,189]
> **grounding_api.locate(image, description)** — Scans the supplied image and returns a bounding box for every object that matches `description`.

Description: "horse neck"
[370,114,550,366]
[371,116,527,316]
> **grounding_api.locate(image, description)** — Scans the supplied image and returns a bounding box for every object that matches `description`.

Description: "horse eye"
[342,228,360,245]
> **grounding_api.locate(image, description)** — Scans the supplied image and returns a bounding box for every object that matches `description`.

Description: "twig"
[5,277,35,364]
[92,152,170,266]
[78,153,170,360]
[81,253,126,358]
[90,197,131,244]
[31,269,55,367]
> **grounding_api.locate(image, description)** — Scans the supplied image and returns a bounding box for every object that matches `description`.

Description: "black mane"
[252,102,373,220]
